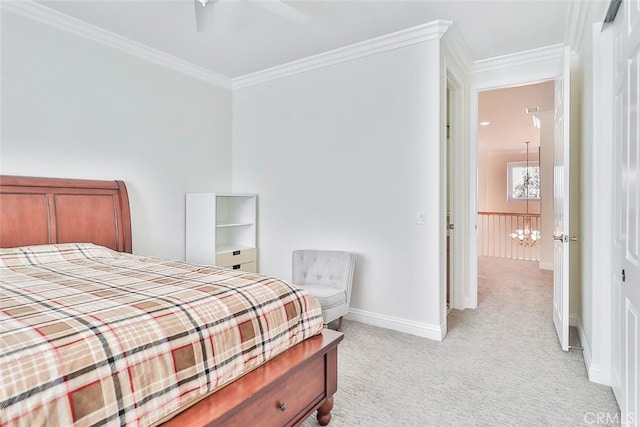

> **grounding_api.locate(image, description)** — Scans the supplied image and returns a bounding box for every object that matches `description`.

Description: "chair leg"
[337,317,344,332]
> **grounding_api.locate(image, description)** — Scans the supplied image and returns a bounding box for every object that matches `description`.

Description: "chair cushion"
[298,284,348,323]
[298,284,346,308]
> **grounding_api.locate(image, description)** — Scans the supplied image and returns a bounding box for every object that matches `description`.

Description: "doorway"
[460,47,571,312]
[462,47,574,354]
[476,82,554,271]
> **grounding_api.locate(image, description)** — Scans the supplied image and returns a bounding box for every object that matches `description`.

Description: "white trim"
[539,261,554,270]
[565,0,590,53]
[2,2,453,91]
[345,308,444,341]
[442,28,472,312]
[442,23,473,72]
[467,48,564,314]
[233,20,453,89]
[1,0,232,89]
[569,314,579,328]
[587,362,605,385]
[588,20,615,388]
[444,56,469,312]
[471,44,564,74]
[574,315,608,385]
[572,314,591,359]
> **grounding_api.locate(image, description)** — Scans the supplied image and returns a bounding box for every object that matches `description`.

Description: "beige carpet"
[302,257,619,427]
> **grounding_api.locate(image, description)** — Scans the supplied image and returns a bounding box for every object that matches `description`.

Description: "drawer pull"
[232,264,241,270]
[278,403,287,412]
[232,250,241,256]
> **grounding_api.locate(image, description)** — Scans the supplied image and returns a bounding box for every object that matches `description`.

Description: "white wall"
[233,40,444,337]
[477,151,541,214]
[574,1,612,385]
[0,11,233,260]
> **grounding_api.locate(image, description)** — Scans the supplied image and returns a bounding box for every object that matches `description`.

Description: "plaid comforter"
[0,244,323,427]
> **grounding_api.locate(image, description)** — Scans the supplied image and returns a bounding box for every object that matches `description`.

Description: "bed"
[0,175,343,427]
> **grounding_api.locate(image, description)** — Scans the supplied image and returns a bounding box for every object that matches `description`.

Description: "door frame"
[465,47,566,310]
[440,49,467,335]
[587,20,614,386]
[463,35,616,386]
[445,70,465,313]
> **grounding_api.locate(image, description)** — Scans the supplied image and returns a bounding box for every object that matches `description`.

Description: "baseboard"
[569,314,579,328]
[572,315,608,384]
[539,261,553,270]
[587,363,607,385]
[345,308,443,341]
[463,297,478,310]
[572,315,591,363]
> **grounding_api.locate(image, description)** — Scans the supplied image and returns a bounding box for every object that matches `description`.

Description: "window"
[507,161,540,201]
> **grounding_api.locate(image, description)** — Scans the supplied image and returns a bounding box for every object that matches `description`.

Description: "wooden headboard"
[0,175,132,253]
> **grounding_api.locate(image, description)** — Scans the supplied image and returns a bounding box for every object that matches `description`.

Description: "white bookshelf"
[186,193,257,272]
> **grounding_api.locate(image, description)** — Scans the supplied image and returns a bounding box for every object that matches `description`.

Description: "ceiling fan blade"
[194,0,219,32]
[252,0,309,24]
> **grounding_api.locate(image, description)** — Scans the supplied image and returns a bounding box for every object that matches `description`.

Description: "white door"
[612,0,640,423]
[552,46,571,352]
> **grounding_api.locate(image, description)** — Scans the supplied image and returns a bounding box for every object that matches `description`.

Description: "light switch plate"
[417,211,426,225]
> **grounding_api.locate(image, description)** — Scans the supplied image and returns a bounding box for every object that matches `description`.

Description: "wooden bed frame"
[0,175,343,427]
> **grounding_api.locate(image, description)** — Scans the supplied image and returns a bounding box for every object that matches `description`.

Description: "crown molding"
[471,43,564,74]
[564,0,590,53]
[233,20,453,89]
[441,23,473,72]
[1,0,232,89]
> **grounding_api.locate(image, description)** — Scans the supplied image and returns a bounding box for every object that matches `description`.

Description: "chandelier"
[509,140,541,247]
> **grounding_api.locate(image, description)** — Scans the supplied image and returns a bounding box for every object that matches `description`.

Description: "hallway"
[448,256,619,424]
[302,257,620,426]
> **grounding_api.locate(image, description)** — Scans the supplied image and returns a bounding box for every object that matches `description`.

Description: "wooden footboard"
[162,329,344,427]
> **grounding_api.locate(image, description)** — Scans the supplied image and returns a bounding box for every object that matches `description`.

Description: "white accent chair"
[292,250,355,332]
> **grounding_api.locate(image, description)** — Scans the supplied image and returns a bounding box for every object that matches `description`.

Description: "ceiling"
[478,81,555,153]
[21,1,573,153]
[31,0,576,78]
